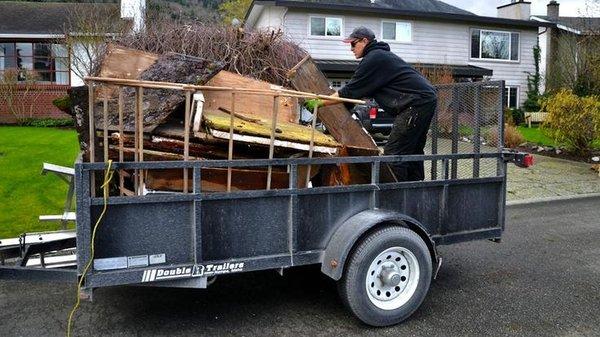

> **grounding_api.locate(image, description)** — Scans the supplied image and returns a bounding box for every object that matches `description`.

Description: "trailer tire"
[338,226,432,327]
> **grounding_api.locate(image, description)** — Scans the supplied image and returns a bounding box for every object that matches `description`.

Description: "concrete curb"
[507,193,600,206]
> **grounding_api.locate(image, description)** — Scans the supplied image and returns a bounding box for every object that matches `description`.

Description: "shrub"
[504,124,526,148]
[485,124,525,149]
[504,108,515,126]
[22,118,74,128]
[523,44,542,112]
[510,108,525,126]
[503,108,525,126]
[0,69,47,124]
[52,96,72,115]
[541,89,600,156]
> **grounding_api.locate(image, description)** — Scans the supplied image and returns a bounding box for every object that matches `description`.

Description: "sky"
[441,0,599,17]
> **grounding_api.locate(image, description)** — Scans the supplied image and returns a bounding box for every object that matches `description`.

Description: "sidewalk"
[421,137,600,202]
[506,154,600,201]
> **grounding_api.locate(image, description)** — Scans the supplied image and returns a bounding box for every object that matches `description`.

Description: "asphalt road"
[1,197,599,337]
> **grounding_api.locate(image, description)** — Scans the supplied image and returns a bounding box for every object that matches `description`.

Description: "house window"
[382,21,412,43]
[0,42,69,85]
[504,86,519,109]
[471,29,519,61]
[310,17,342,37]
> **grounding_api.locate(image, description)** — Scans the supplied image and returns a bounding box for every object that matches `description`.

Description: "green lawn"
[517,125,556,147]
[0,126,79,238]
[517,125,600,149]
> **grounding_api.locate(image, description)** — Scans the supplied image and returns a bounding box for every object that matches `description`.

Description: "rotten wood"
[108,146,202,161]
[288,56,378,185]
[145,165,318,193]
[91,53,225,133]
[287,57,378,151]
[108,133,272,160]
[286,54,311,79]
[218,107,262,124]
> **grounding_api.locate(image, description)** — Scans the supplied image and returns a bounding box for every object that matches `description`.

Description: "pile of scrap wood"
[71,45,383,193]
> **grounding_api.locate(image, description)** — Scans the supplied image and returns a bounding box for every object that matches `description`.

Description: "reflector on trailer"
[369,107,377,119]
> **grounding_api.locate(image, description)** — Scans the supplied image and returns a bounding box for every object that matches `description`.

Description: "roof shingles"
[281,0,475,16]
[537,15,600,34]
[0,2,119,35]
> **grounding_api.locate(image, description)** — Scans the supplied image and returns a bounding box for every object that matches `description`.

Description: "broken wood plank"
[93,53,225,133]
[108,134,236,159]
[98,44,159,81]
[287,57,378,151]
[204,71,298,124]
[203,109,339,148]
[97,44,159,99]
[108,146,202,161]
[267,96,280,190]
[184,90,192,193]
[118,88,125,195]
[209,130,337,155]
[227,92,236,192]
[145,165,318,193]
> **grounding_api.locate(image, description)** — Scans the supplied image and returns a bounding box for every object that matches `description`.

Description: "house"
[531,0,600,93]
[244,0,552,109]
[0,1,141,123]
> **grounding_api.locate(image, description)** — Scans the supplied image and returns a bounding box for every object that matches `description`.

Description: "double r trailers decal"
[141,262,245,283]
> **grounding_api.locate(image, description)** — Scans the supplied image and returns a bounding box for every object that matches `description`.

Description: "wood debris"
[76,45,379,193]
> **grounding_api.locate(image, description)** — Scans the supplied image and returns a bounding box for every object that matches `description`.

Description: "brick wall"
[0,84,71,124]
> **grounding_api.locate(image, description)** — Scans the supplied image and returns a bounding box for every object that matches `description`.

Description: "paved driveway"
[1,197,599,337]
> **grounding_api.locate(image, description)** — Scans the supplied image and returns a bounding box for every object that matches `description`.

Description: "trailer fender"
[320,209,437,281]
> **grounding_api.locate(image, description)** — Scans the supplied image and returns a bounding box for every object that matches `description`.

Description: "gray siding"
[253,7,538,107]
[255,6,286,30]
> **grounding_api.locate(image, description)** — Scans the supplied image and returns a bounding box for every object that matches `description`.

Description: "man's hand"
[304,98,324,111]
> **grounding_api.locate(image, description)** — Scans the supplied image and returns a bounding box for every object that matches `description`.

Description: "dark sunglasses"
[350,39,361,48]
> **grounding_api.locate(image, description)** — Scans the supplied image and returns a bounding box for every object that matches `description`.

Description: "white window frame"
[470,28,520,63]
[308,15,344,40]
[380,20,413,44]
[505,86,520,109]
[0,41,71,85]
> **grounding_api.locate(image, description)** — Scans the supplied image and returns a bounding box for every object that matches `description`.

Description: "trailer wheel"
[338,226,432,327]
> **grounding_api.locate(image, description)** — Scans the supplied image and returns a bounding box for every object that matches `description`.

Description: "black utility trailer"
[0,81,532,326]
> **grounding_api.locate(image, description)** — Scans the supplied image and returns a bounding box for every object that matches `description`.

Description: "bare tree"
[0,69,46,124]
[117,18,307,86]
[60,5,127,81]
[546,0,600,96]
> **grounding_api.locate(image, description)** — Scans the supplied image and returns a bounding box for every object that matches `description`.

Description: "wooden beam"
[103,96,109,163]
[306,105,319,187]
[267,96,280,190]
[118,87,125,196]
[84,76,365,104]
[184,91,191,194]
[227,92,236,192]
[87,83,95,197]
[287,57,378,151]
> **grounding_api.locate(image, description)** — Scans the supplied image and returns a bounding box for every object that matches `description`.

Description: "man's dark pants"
[383,98,437,181]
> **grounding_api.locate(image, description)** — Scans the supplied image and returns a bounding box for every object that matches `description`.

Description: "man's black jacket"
[338,41,436,114]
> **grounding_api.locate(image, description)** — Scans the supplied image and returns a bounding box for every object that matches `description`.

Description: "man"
[307,26,437,181]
